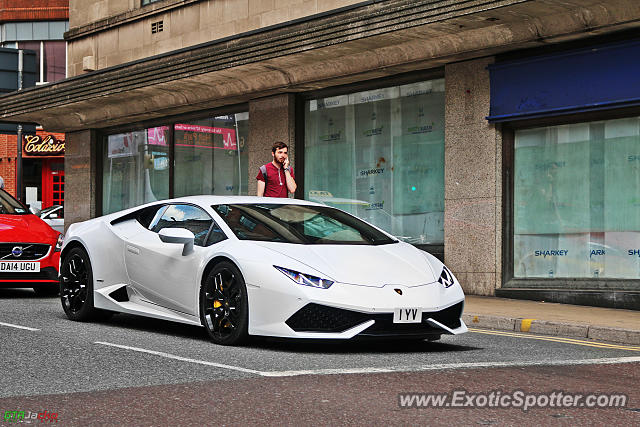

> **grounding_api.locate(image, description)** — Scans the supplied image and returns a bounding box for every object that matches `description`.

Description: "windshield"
[213,203,397,245]
[0,189,29,215]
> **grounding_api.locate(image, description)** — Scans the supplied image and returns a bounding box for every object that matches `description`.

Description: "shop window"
[102,126,170,214]
[18,40,66,84]
[513,118,640,279]
[174,113,249,197]
[304,79,445,245]
[17,41,41,82]
[44,41,66,83]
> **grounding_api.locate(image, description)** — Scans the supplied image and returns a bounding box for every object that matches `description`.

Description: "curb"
[462,313,640,346]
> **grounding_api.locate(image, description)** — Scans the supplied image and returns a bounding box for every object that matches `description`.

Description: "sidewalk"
[463,295,640,345]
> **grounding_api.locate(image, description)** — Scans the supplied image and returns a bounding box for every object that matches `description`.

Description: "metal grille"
[151,21,163,34]
[0,243,50,260]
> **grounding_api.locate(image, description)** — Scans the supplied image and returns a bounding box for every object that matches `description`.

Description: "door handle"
[126,245,140,255]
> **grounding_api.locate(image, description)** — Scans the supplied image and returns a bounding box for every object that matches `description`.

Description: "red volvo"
[0,189,62,295]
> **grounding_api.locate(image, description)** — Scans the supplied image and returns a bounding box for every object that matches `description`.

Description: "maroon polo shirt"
[256,163,294,198]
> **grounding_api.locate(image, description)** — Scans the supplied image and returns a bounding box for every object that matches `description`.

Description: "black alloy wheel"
[200,261,248,346]
[60,247,104,321]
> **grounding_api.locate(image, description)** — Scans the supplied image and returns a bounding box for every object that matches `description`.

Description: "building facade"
[0,0,638,308]
[0,0,68,209]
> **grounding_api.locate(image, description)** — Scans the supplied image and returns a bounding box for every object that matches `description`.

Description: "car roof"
[171,195,324,207]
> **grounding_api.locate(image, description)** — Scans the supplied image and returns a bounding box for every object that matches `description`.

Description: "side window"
[46,207,64,219]
[151,204,216,247]
[138,204,167,229]
[206,221,227,246]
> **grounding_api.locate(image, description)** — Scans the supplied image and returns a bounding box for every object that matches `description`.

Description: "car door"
[123,203,220,316]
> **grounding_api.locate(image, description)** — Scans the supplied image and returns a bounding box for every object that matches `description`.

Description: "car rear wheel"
[60,247,106,321]
[200,261,248,346]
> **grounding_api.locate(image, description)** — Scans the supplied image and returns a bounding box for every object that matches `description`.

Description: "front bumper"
[246,278,467,339]
[285,301,466,339]
[0,248,60,286]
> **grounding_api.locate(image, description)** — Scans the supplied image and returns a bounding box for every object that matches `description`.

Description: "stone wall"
[444,57,502,296]
[63,130,97,232]
[68,0,362,76]
[247,93,296,196]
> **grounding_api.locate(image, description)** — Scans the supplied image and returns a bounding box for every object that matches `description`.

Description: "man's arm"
[284,169,297,194]
[283,158,297,195]
[257,179,266,196]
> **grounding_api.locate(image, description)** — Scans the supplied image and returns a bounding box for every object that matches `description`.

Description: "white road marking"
[0,321,39,331]
[261,356,640,377]
[94,341,263,375]
[95,341,640,377]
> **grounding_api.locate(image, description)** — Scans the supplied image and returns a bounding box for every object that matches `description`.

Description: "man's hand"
[283,157,290,170]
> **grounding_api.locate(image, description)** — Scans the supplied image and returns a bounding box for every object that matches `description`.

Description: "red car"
[0,188,62,296]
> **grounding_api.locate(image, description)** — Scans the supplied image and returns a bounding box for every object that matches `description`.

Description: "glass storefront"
[102,113,248,215]
[514,117,640,279]
[103,126,170,214]
[304,78,445,244]
[174,113,249,197]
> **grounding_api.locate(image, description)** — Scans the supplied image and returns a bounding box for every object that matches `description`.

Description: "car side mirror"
[158,228,195,256]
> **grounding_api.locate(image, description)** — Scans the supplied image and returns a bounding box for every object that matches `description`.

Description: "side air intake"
[109,286,129,302]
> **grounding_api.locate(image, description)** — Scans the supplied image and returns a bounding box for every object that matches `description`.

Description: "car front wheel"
[60,247,104,321]
[200,261,249,346]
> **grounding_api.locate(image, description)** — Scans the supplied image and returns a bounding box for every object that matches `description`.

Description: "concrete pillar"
[444,57,502,296]
[247,94,296,196]
[64,130,97,232]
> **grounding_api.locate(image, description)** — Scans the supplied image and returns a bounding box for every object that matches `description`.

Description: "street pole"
[16,124,22,201]
[16,49,23,201]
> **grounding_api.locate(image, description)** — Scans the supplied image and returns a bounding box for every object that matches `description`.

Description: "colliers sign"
[23,134,65,157]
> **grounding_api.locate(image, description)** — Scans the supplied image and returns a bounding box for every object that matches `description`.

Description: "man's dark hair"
[272,141,288,153]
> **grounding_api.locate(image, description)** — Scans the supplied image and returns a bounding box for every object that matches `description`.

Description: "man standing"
[257,141,297,197]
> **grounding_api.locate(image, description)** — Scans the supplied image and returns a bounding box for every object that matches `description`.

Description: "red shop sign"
[23,134,65,157]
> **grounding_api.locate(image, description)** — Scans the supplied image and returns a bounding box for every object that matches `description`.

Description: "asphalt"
[464,295,640,345]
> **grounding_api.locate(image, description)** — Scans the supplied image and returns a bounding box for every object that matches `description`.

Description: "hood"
[0,214,58,243]
[253,241,438,287]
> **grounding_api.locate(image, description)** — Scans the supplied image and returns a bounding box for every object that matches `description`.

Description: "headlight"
[437,265,455,288]
[274,266,334,289]
[54,234,64,252]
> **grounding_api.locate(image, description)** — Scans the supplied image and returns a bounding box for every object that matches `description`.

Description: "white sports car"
[60,196,467,345]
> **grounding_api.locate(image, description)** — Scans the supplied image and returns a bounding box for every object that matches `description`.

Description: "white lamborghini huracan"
[60,196,467,345]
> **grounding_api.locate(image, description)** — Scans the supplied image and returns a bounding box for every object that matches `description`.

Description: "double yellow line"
[469,328,640,352]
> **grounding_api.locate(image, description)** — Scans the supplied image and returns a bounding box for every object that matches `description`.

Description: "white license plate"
[0,262,40,272]
[393,308,422,323]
